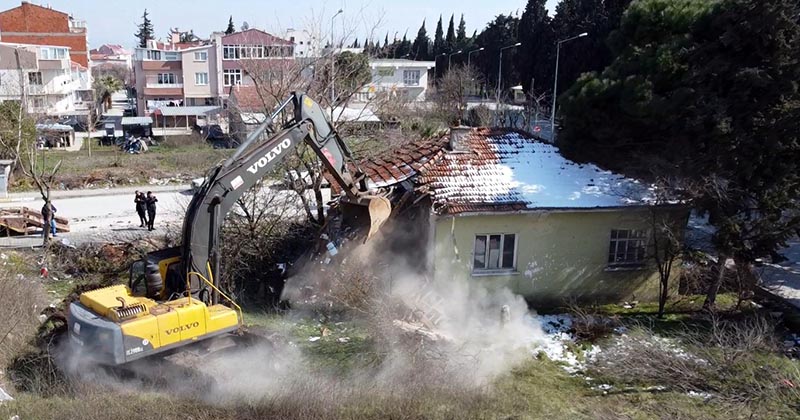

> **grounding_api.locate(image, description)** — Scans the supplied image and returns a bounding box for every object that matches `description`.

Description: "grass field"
[11,136,232,192]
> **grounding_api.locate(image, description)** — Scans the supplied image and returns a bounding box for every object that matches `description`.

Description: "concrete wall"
[431,207,688,306]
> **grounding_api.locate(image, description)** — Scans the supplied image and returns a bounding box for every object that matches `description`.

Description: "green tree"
[474,14,521,91]
[517,0,554,94]
[93,76,124,110]
[433,15,445,56]
[446,14,457,52]
[559,0,800,309]
[225,16,235,34]
[456,14,468,48]
[411,19,431,60]
[134,9,154,48]
[396,33,411,58]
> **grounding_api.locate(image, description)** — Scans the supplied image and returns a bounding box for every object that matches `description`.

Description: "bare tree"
[433,65,482,125]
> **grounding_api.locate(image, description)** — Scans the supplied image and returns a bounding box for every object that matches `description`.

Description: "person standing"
[145,191,158,231]
[41,200,57,237]
[134,191,147,228]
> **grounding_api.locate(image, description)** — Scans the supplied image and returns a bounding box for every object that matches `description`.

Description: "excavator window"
[129,260,147,297]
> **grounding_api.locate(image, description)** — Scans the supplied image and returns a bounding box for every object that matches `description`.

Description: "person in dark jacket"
[134,191,147,227]
[41,200,57,237]
[145,191,158,231]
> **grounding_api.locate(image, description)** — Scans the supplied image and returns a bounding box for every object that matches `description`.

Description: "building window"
[164,52,180,61]
[194,51,208,61]
[146,50,161,60]
[223,45,239,60]
[403,70,421,86]
[608,229,647,267]
[473,234,516,272]
[223,69,242,86]
[377,67,394,77]
[30,97,44,109]
[28,72,42,85]
[157,73,176,84]
[195,72,209,85]
[40,47,67,60]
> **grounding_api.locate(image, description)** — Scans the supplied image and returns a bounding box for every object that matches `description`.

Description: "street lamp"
[496,42,521,115]
[467,47,484,67]
[433,52,446,78]
[330,8,343,120]
[550,32,587,137]
[448,50,463,72]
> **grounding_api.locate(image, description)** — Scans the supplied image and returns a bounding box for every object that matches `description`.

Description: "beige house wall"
[181,46,216,99]
[431,207,688,306]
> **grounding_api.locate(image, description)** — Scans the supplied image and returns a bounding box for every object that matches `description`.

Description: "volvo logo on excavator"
[247,138,292,174]
[165,321,200,336]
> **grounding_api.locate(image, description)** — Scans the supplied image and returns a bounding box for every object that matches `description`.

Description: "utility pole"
[330,9,343,121]
[551,32,588,139]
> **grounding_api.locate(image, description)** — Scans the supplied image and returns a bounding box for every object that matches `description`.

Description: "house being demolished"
[359,127,688,306]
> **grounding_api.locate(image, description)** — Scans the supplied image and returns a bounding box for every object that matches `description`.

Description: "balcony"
[145,82,184,89]
[26,85,45,95]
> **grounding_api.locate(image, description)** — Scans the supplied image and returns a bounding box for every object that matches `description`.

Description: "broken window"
[473,234,516,272]
[608,229,647,267]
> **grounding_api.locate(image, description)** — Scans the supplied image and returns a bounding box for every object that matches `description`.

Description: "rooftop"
[363,127,654,215]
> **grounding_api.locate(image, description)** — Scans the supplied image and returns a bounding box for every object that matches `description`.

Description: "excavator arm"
[179,92,389,303]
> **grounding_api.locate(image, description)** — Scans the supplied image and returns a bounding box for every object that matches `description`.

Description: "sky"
[24,0,561,49]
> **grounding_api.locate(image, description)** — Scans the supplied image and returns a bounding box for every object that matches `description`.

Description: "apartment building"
[356,59,436,102]
[0,42,91,115]
[0,2,90,68]
[90,44,132,69]
[134,29,294,116]
[285,28,321,58]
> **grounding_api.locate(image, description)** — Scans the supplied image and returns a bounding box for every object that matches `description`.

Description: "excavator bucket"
[340,196,392,241]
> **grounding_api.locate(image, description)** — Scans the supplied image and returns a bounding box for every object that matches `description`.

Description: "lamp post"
[550,32,587,137]
[467,47,484,67]
[329,8,343,120]
[496,42,521,117]
[447,50,462,72]
[433,52,446,79]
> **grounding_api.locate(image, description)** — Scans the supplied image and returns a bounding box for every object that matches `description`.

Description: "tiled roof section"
[228,85,268,112]
[361,135,450,188]
[417,128,653,214]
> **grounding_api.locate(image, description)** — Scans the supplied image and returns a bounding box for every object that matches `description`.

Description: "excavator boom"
[67,93,390,365]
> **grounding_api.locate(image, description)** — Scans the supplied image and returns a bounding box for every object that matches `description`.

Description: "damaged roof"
[363,127,654,215]
[361,135,449,188]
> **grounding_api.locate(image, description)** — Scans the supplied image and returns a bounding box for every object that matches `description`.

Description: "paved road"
[759,240,800,308]
[0,184,327,248]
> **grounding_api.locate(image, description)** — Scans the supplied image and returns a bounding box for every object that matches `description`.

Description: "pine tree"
[225,16,235,35]
[456,14,468,48]
[134,9,155,48]
[352,38,360,48]
[445,14,456,52]
[517,0,554,93]
[396,32,411,58]
[433,15,445,56]
[411,19,430,60]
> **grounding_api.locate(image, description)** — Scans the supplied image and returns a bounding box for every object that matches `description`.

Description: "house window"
[28,72,42,85]
[377,67,395,77]
[164,52,180,61]
[30,97,44,109]
[146,50,161,60]
[223,69,242,86]
[195,72,209,85]
[157,73,176,84]
[608,229,647,267]
[473,234,516,272]
[403,70,420,86]
[223,45,239,60]
[194,51,208,61]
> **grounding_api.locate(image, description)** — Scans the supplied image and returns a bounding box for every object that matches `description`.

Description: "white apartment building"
[356,59,436,102]
[286,28,321,58]
[0,42,92,115]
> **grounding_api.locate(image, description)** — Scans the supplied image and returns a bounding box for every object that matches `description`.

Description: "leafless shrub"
[0,254,47,375]
[566,303,619,342]
[589,315,799,409]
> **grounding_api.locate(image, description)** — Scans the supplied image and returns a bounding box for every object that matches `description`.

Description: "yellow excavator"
[67,93,391,365]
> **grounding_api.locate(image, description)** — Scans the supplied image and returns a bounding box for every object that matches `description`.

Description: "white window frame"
[403,69,421,86]
[194,72,209,86]
[28,72,43,85]
[223,69,242,86]
[194,51,208,61]
[223,45,239,60]
[607,229,648,268]
[146,50,161,60]
[472,233,517,274]
[157,73,177,84]
[164,52,180,61]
